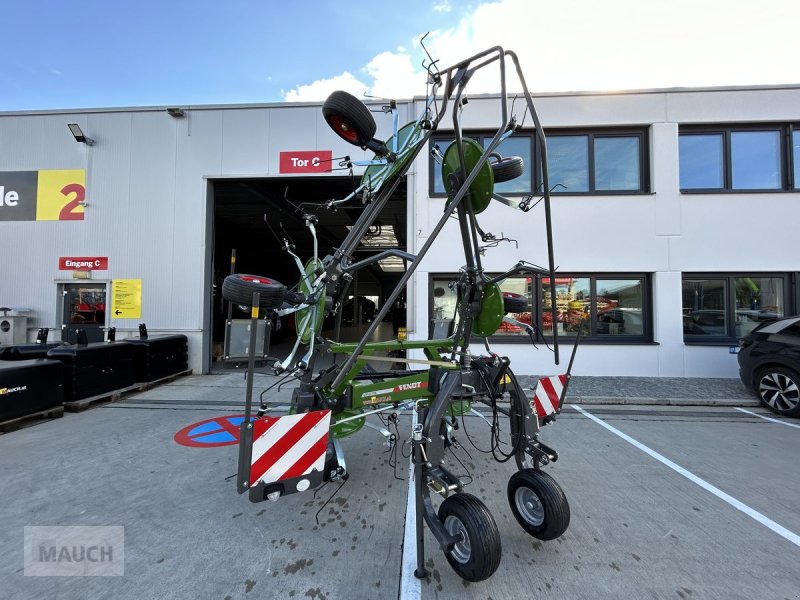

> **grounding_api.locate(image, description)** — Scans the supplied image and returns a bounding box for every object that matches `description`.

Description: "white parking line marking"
[399,425,422,600]
[570,404,800,549]
[734,407,800,430]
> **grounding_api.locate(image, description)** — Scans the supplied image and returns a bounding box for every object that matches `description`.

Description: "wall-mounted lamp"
[68,123,94,145]
[166,107,186,118]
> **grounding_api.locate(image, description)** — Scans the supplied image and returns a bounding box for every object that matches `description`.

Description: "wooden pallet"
[0,406,65,433]
[63,369,193,412]
[133,368,192,392]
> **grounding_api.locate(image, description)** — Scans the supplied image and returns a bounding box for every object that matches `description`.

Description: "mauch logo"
[0,385,27,396]
[24,526,124,576]
[38,544,114,563]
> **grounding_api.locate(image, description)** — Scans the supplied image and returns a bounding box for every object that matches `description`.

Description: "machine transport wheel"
[507,468,570,540]
[502,292,527,314]
[222,274,286,309]
[490,154,524,183]
[437,493,502,582]
[755,366,800,417]
[322,91,377,147]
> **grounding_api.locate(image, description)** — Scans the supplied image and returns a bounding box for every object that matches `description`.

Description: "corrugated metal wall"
[0,101,400,372]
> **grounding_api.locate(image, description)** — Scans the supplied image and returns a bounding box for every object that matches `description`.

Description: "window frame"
[428,132,535,198]
[544,128,650,195]
[679,123,797,193]
[428,127,650,198]
[682,272,796,344]
[428,272,654,344]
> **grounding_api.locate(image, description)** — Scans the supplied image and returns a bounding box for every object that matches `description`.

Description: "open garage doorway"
[210,176,407,367]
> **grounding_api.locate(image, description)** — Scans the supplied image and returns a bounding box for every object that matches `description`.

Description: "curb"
[569,396,760,407]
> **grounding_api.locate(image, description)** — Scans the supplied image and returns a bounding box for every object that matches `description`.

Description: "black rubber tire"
[502,293,527,314]
[755,366,800,417]
[437,493,502,582]
[507,469,570,540]
[490,154,524,183]
[322,91,377,147]
[222,274,286,309]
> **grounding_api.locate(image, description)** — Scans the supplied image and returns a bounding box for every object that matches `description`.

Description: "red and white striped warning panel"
[249,410,331,486]
[532,375,568,417]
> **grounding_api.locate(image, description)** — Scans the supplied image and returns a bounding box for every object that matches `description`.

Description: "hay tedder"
[222,44,578,582]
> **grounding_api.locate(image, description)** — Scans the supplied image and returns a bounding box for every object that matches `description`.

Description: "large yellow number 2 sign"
[36,170,86,221]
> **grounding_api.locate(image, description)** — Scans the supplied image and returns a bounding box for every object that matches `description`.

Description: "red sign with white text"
[279,151,332,174]
[59,256,108,270]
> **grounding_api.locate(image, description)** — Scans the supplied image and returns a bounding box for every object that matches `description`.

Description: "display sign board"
[279,151,332,174]
[59,257,108,270]
[0,170,86,221]
[111,279,142,319]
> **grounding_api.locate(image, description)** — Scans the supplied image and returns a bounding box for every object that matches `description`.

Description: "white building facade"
[1,84,798,377]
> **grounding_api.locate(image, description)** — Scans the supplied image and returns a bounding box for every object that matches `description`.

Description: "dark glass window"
[793,130,800,190]
[430,134,532,196]
[679,125,797,192]
[682,279,728,336]
[679,133,724,189]
[595,137,641,191]
[734,276,784,337]
[547,133,645,194]
[730,131,781,190]
[483,137,533,195]
[430,273,651,343]
[683,273,791,341]
[548,136,589,192]
[430,128,649,196]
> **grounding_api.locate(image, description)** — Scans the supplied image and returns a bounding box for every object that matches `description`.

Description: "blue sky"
[2,0,798,111]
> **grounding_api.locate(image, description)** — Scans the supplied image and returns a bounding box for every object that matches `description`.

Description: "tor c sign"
[279,151,332,174]
[59,257,108,270]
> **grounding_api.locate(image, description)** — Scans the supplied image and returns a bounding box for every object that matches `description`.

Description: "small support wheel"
[222,274,286,309]
[490,154,524,183]
[437,493,501,582]
[322,91,377,147]
[507,469,570,540]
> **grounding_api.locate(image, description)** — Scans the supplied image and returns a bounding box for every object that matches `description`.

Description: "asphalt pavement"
[0,373,797,600]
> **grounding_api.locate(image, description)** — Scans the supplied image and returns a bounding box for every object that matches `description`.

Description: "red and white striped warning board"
[249,410,331,487]
[531,375,568,417]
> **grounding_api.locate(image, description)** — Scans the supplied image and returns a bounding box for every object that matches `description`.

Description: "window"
[429,128,649,197]
[679,125,799,192]
[794,130,800,190]
[682,274,791,341]
[430,133,533,196]
[429,273,651,343]
[541,275,647,338]
[430,275,534,339]
[547,131,646,194]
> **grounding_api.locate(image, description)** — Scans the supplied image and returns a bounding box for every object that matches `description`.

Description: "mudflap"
[236,410,336,503]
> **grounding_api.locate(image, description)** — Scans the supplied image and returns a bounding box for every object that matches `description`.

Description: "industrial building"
[1,84,798,377]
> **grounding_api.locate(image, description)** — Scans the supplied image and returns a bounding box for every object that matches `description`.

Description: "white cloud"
[433,1,452,12]
[364,52,420,100]
[283,0,800,103]
[282,71,369,102]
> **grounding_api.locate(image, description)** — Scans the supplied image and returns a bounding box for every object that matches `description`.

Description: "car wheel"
[755,366,800,417]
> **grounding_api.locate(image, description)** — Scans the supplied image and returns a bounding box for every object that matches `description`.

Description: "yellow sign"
[112,279,142,319]
[36,170,86,221]
[0,169,86,222]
